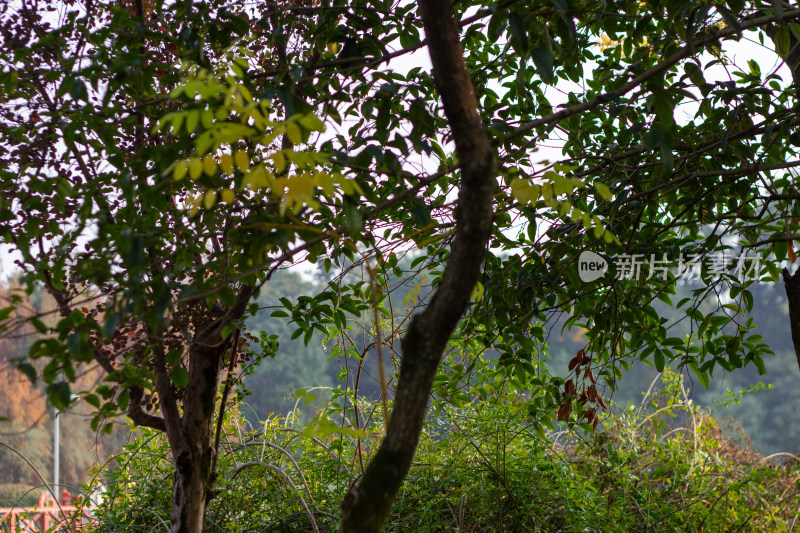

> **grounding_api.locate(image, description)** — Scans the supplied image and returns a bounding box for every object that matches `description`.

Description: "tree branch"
[506,9,800,141]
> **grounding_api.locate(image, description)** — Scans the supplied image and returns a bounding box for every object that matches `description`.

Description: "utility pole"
[54,406,59,493]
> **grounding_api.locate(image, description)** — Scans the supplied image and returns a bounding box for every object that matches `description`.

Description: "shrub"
[86,373,800,532]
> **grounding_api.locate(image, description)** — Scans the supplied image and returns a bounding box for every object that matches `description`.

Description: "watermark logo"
[577,251,764,283]
[578,251,609,282]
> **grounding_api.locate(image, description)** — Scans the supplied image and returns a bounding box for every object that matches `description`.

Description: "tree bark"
[162,288,253,533]
[167,342,225,533]
[339,1,495,531]
[783,267,800,372]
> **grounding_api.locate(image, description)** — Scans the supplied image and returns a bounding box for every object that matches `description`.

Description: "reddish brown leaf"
[587,385,597,402]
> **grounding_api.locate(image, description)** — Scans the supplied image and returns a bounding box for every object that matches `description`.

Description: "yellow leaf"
[242,165,272,190]
[272,151,286,173]
[273,176,288,194]
[285,122,302,145]
[189,194,202,218]
[201,109,214,128]
[238,84,252,102]
[185,110,199,133]
[203,190,217,210]
[403,282,422,306]
[510,177,536,204]
[287,173,313,198]
[336,175,364,196]
[234,150,249,171]
[249,107,265,130]
[313,172,335,196]
[595,182,612,200]
[220,153,234,174]
[299,114,325,132]
[470,281,484,302]
[173,160,189,181]
[541,183,554,201]
[189,158,203,180]
[220,189,234,203]
[279,173,315,215]
[202,155,217,176]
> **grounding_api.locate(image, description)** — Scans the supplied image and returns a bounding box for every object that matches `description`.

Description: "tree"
[2,0,800,532]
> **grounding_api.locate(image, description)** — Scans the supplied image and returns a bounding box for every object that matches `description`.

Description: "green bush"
[86,372,800,532]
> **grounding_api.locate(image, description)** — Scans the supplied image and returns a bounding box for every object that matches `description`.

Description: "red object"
[0,491,96,532]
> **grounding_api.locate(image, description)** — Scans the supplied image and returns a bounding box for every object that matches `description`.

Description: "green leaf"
[170,367,189,388]
[103,314,120,340]
[716,5,742,33]
[653,350,665,372]
[775,26,791,57]
[531,48,554,84]
[166,349,183,366]
[547,0,567,15]
[128,237,144,269]
[117,389,130,411]
[18,362,37,384]
[343,196,363,236]
[219,286,237,307]
[410,203,431,226]
[96,385,115,399]
[508,12,528,53]
[84,393,101,408]
[48,382,71,410]
[173,160,189,181]
[31,317,47,334]
[487,9,507,43]
[653,92,674,127]
[752,355,767,375]
[69,79,88,101]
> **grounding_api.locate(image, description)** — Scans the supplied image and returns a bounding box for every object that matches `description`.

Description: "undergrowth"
[83,370,800,532]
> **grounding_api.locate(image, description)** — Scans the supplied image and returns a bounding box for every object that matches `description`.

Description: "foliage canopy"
[2,0,800,531]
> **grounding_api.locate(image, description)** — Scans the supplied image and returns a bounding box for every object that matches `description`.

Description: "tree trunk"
[154,323,234,533]
[765,9,800,372]
[171,445,213,533]
[783,267,800,372]
[340,1,495,531]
